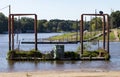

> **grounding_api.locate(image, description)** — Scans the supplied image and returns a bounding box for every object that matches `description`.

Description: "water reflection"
[7,60,115,72]
[7,60,79,72]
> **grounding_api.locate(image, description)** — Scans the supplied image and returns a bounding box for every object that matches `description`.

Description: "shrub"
[7,50,16,59]
[64,51,79,59]
[82,51,99,57]
[7,49,43,59]
[82,48,110,60]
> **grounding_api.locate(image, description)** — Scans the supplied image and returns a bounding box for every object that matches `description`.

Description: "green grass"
[64,51,80,59]
[117,29,120,39]
[47,29,119,42]
[7,49,42,59]
[48,32,78,41]
[110,31,116,41]
[82,48,110,60]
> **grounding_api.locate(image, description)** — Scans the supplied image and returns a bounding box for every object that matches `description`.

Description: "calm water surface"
[0,33,120,72]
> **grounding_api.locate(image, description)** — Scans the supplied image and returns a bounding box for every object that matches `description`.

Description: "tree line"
[0,11,120,33]
[0,13,78,33]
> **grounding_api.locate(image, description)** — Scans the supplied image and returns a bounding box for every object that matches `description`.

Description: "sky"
[0,0,119,20]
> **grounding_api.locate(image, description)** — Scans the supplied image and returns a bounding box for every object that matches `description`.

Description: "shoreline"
[0,70,120,77]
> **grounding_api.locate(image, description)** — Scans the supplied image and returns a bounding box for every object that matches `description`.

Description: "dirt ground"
[0,70,120,77]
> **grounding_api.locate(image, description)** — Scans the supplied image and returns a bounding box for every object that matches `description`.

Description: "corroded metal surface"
[80,14,110,55]
[8,14,38,51]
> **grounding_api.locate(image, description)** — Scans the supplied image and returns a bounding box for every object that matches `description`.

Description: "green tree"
[20,17,34,33]
[111,11,120,28]
[0,13,8,33]
[58,21,68,32]
[37,20,47,32]
[90,17,102,31]
[0,13,81,33]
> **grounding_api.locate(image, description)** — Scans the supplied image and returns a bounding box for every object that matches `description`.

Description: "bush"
[7,49,43,59]
[82,48,110,60]
[82,51,99,57]
[7,50,16,59]
[27,50,42,57]
[64,51,79,59]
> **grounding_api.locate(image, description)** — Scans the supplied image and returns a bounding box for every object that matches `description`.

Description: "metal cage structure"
[80,14,110,56]
[8,14,38,51]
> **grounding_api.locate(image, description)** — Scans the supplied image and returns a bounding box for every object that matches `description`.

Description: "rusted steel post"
[103,15,106,50]
[80,13,110,58]
[9,14,37,51]
[11,15,14,50]
[106,14,109,53]
[8,14,11,51]
[80,15,83,54]
[34,14,37,51]
[76,20,78,42]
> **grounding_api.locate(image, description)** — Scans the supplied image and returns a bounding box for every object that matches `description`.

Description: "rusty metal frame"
[80,14,109,55]
[8,14,38,51]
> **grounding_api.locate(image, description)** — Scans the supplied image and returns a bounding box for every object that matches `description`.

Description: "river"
[0,33,120,72]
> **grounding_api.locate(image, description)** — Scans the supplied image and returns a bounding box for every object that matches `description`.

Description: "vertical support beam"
[8,14,38,51]
[11,15,14,50]
[76,20,78,42]
[8,14,11,51]
[80,15,83,54]
[103,15,106,50]
[106,15,109,53]
[95,15,97,30]
[80,14,110,59]
[8,5,11,51]
[9,5,11,15]
[34,14,37,51]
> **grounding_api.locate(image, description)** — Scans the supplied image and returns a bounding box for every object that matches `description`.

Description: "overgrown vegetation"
[109,31,116,41]
[64,51,80,59]
[76,43,110,60]
[7,49,42,60]
[48,32,78,42]
[81,48,110,60]
[7,49,80,60]
[48,29,118,42]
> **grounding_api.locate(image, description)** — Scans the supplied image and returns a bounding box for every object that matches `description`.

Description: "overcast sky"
[0,0,119,20]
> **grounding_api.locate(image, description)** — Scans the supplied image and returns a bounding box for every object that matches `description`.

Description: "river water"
[0,33,120,72]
